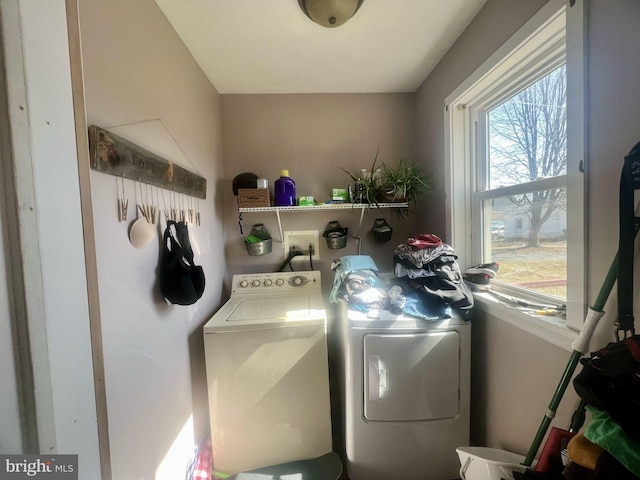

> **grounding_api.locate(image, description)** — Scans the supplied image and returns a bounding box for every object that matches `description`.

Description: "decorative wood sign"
[88,125,207,199]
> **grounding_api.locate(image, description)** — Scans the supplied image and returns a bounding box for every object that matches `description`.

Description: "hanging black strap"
[164,220,195,266]
[616,141,640,337]
[174,221,196,265]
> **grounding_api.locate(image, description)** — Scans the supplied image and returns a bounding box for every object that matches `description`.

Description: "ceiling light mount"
[298,0,364,28]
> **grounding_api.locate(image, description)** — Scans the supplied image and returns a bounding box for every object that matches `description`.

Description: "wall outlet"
[283,230,320,262]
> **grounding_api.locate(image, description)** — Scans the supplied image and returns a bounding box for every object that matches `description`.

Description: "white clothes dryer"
[203,271,333,475]
[337,302,471,480]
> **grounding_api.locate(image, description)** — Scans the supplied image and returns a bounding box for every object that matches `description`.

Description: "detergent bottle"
[274,170,296,206]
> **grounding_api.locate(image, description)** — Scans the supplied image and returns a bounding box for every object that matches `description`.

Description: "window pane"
[484,189,567,300]
[487,65,567,190]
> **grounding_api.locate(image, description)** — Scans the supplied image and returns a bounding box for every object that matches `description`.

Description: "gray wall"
[78,0,227,478]
[221,93,418,288]
[416,0,640,454]
[5,0,638,477]
[586,0,640,321]
[415,2,582,452]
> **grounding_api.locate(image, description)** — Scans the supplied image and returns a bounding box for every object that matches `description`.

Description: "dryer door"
[363,331,459,421]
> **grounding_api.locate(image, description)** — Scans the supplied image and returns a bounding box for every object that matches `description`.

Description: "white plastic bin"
[456,447,528,480]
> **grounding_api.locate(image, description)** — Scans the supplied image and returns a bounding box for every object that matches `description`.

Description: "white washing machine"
[203,271,333,475]
[338,302,471,480]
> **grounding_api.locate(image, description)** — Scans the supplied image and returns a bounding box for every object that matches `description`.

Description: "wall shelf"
[238,202,407,214]
[238,202,409,253]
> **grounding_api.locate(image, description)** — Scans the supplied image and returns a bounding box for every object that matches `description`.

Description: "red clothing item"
[406,233,443,249]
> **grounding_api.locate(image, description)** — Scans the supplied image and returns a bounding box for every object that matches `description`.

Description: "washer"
[203,271,332,475]
[337,302,471,480]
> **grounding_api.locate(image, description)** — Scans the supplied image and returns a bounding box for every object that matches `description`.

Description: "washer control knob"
[239,280,249,288]
[264,279,273,286]
[276,279,285,286]
[289,275,309,287]
[252,280,261,287]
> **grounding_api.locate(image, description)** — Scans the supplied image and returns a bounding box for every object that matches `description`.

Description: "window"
[445,3,585,343]
[483,64,567,299]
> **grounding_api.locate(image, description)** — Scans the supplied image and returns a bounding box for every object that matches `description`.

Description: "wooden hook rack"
[88,125,207,199]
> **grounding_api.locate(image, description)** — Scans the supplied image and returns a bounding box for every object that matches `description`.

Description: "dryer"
[337,302,471,480]
[203,271,332,475]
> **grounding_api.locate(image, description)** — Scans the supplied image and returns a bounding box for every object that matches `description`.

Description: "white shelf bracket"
[275,209,283,246]
[358,207,366,235]
[356,207,367,255]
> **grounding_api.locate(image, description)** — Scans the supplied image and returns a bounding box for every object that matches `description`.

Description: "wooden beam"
[66,3,112,478]
[88,125,207,199]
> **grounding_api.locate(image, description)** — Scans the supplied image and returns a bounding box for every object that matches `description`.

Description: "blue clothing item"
[330,255,379,303]
[333,255,379,273]
[403,291,452,321]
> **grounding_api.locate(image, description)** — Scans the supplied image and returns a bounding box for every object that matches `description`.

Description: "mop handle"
[571,308,605,354]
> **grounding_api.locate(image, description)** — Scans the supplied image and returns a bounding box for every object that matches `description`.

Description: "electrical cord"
[276,249,303,272]
[276,244,315,272]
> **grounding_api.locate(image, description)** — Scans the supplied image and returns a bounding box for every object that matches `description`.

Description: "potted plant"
[340,155,432,220]
[377,159,432,205]
[339,151,385,205]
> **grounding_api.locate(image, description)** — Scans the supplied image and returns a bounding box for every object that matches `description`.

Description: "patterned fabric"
[186,434,213,480]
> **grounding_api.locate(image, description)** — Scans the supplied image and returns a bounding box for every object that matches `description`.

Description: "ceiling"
[154,0,488,94]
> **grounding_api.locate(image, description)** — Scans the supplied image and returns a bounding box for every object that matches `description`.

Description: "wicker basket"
[238,188,270,208]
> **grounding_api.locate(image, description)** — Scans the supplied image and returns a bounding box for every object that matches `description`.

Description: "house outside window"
[444,3,585,341]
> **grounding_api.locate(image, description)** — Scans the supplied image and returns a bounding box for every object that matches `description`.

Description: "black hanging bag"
[159,220,205,305]
[573,141,640,440]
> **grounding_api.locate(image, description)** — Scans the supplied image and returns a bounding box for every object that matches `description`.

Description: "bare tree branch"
[488,66,566,246]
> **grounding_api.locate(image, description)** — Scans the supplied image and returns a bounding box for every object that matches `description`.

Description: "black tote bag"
[159,220,205,305]
[573,141,640,440]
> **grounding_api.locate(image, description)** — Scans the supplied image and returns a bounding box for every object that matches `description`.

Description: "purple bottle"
[274,170,296,206]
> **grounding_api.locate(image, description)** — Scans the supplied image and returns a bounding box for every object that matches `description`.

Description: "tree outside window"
[488,65,567,248]
[483,65,567,299]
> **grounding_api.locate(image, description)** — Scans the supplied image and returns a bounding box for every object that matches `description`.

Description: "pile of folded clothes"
[330,254,451,320]
[393,233,474,313]
[329,255,387,310]
[330,234,476,320]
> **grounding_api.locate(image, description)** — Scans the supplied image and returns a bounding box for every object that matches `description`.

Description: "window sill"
[473,292,578,352]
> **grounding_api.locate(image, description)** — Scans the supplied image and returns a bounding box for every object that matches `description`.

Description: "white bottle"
[372,168,383,186]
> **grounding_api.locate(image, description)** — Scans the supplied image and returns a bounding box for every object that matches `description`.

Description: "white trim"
[65,0,112,476]
[445,2,587,346]
[474,294,577,352]
[445,3,566,107]
[1,1,102,474]
[474,176,567,201]
[564,0,587,332]
[0,0,56,451]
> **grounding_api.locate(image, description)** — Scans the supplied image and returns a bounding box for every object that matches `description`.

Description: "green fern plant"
[339,154,432,220]
[378,159,433,204]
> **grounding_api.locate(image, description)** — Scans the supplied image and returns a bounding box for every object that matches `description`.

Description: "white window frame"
[444,2,586,350]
